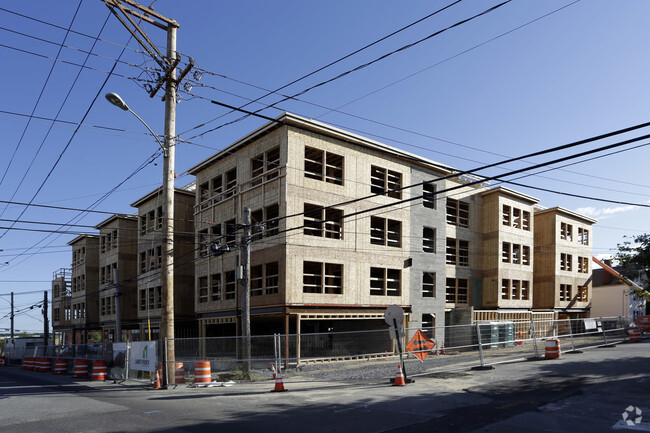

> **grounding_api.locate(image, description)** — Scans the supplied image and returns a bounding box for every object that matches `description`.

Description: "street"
[1,341,649,433]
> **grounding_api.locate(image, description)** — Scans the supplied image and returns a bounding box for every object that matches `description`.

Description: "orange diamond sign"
[406,329,435,362]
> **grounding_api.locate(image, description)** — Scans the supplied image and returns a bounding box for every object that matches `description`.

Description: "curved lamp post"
[105,92,176,387]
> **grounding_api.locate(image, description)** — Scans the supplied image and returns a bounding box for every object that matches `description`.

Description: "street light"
[105,93,166,154]
[105,92,176,387]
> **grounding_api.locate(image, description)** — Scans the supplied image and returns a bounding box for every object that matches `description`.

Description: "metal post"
[530,316,540,359]
[471,323,495,370]
[10,292,14,341]
[161,23,177,387]
[43,291,49,347]
[477,323,485,366]
[241,207,251,375]
[392,318,408,382]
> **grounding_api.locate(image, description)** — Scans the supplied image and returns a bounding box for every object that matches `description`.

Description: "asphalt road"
[1,341,649,433]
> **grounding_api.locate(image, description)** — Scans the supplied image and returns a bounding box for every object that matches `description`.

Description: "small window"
[502,242,511,263]
[422,272,435,298]
[210,273,222,301]
[423,227,435,253]
[225,271,236,300]
[370,165,401,199]
[423,183,436,209]
[225,168,237,198]
[502,205,511,226]
[304,147,324,181]
[251,265,264,296]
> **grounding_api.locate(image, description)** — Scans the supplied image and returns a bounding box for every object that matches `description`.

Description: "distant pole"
[43,290,49,346]
[10,291,14,340]
[241,207,252,375]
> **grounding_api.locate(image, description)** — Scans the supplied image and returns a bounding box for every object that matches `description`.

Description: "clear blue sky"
[1,0,649,333]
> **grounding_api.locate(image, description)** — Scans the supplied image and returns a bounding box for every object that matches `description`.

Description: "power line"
[184,1,511,141]
[317,0,581,117]
[0,8,113,224]
[0,6,145,54]
[177,0,464,137]
[0,1,83,191]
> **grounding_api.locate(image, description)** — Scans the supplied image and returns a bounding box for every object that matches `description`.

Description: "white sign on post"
[384,304,405,340]
[129,341,157,372]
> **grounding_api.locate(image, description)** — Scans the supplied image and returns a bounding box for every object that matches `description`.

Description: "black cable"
[177,0,464,137]
[0,0,83,191]
[0,10,113,224]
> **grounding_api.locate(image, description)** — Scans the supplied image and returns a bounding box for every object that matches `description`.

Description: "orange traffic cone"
[393,364,406,386]
[272,371,286,392]
[440,341,446,355]
[152,364,162,390]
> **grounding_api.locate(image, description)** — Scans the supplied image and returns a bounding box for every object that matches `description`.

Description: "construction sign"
[406,330,435,362]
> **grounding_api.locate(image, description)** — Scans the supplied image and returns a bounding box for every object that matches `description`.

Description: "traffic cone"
[272,371,286,392]
[393,364,406,386]
[270,363,276,380]
[152,364,161,390]
[440,341,446,355]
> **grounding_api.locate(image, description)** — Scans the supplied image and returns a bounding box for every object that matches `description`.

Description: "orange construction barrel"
[22,357,33,370]
[92,360,107,381]
[37,357,51,372]
[629,326,642,343]
[0,355,6,366]
[175,362,185,384]
[73,359,89,378]
[194,360,211,383]
[53,358,67,375]
[545,339,561,359]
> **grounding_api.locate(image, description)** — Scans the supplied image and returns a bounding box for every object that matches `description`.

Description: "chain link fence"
[2,316,635,384]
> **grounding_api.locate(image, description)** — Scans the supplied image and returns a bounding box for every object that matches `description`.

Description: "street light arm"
[126,107,167,154]
[105,92,166,154]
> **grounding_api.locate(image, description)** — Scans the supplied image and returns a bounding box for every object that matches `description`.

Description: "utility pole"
[104,0,192,387]
[10,291,14,340]
[43,290,49,347]
[241,208,251,375]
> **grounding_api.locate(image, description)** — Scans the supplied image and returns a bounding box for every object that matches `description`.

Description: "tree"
[615,233,650,302]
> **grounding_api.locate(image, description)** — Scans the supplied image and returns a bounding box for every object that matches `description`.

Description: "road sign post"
[384,305,413,384]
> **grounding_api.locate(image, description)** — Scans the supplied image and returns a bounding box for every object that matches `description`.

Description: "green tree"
[615,233,650,301]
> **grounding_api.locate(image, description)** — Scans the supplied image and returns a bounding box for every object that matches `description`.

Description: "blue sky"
[1,0,649,333]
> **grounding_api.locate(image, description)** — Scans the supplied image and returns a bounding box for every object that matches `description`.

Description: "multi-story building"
[95,214,138,341]
[66,234,100,343]
[533,207,597,319]
[187,113,599,341]
[130,187,197,340]
[476,187,538,311]
[51,268,71,344]
[53,112,600,347]
[189,113,452,340]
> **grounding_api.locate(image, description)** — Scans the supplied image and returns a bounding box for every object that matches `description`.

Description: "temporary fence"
[2,315,637,384]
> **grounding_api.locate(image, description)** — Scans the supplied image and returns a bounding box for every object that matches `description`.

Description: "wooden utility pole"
[104,0,192,387]
[43,290,49,347]
[241,208,251,375]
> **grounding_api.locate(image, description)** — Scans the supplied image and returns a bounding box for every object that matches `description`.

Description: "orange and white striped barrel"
[53,358,67,375]
[629,326,642,343]
[545,339,561,359]
[73,359,89,378]
[174,362,185,384]
[194,360,211,383]
[92,360,107,381]
[0,356,6,366]
[22,357,33,370]
[40,357,51,372]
